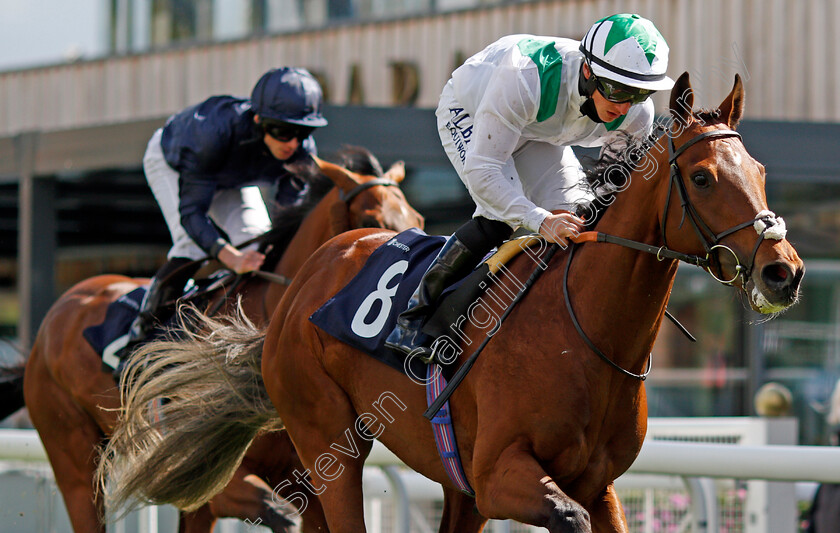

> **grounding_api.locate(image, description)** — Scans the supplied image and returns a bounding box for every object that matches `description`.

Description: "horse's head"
[314,152,424,234]
[657,72,804,314]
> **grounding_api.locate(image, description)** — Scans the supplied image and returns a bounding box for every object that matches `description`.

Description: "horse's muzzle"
[750,260,805,313]
[762,261,805,303]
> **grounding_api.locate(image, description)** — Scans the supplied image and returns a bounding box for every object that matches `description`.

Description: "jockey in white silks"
[386,13,676,359]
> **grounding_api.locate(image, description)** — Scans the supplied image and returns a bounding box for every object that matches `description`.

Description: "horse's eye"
[691,173,710,189]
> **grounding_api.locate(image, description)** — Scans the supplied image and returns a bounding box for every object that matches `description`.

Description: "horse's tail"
[0,354,26,421]
[97,303,280,515]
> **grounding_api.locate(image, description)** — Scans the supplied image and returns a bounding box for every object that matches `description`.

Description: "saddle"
[422,234,545,353]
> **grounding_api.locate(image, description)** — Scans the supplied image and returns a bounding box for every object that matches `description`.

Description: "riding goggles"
[262,121,315,142]
[594,75,654,105]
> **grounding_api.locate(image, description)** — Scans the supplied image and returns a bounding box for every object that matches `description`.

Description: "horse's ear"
[313,156,362,192]
[669,71,694,128]
[384,161,406,183]
[718,74,745,129]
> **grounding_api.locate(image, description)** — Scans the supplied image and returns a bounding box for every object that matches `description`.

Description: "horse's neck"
[261,188,343,318]
[276,188,341,275]
[562,149,678,364]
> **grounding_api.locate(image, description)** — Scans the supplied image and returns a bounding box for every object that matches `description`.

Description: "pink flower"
[669,493,690,509]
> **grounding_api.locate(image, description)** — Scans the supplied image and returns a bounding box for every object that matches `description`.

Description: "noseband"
[663,128,787,286]
[338,178,400,204]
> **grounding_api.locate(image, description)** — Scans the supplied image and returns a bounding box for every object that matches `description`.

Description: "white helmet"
[579,13,674,91]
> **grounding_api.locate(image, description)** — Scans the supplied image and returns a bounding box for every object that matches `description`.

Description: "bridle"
[424,125,790,406]
[563,124,788,380]
[661,127,786,286]
[337,178,400,203]
[580,126,787,287]
[252,177,403,286]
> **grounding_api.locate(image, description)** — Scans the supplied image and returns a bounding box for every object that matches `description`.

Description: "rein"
[563,242,652,380]
[159,172,408,328]
[235,178,403,287]
[175,177,403,280]
[577,128,787,286]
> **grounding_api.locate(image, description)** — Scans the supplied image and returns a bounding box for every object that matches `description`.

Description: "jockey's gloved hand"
[539,211,585,245]
[217,244,265,274]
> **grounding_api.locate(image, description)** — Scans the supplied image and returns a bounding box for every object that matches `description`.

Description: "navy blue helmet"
[251,67,328,127]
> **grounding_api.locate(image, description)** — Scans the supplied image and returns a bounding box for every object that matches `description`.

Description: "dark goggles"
[594,75,653,105]
[262,121,315,142]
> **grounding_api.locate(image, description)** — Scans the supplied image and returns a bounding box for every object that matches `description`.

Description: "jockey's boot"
[385,235,478,360]
[123,257,196,357]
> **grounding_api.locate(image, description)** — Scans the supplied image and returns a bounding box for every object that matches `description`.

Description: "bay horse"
[100,73,804,532]
[1,148,423,533]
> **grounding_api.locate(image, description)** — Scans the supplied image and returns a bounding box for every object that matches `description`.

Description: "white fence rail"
[632,440,840,483]
[2,421,839,532]
[0,428,46,462]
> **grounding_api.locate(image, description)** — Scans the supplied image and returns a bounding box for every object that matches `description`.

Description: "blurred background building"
[1,0,840,446]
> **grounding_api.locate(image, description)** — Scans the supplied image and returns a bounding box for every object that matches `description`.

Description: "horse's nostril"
[762,263,792,289]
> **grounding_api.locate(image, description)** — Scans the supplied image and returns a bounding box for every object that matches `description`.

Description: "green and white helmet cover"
[580,13,675,91]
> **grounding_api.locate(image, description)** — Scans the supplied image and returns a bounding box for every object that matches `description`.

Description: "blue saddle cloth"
[83,287,147,370]
[309,228,446,375]
[82,269,237,373]
[310,229,480,496]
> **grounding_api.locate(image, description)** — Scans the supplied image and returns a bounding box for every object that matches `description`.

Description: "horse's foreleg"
[25,370,107,532]
[178,506,216,533]
[266,364,371,532]
[439,486,487,532]
[472,446,591,533]
[204,471,301,532]
[587,483,628,533]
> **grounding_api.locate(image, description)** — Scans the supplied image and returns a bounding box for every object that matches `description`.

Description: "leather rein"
[564,127,787,380]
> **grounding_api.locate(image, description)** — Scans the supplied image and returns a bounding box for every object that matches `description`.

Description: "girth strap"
[425,364,475,496]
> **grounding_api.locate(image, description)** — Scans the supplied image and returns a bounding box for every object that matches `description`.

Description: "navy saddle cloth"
[83,270,235,370]
[309,228,448,376]
[83,286,147,369]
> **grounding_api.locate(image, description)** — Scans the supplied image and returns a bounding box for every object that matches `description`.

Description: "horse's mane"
[578,108,725,227]
[260,146,384,267]
[335,145,384,177]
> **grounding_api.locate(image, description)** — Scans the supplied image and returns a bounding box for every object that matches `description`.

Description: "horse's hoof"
[261,511,301,533]
[548,504,591,533]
